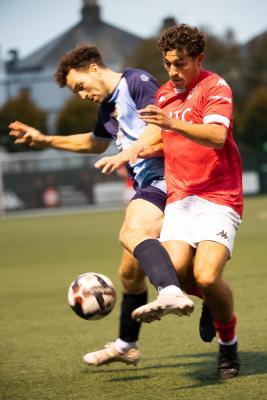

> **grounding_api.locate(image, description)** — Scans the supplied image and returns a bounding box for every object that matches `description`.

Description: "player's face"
[163,50,204,89]
[66,66,110,103]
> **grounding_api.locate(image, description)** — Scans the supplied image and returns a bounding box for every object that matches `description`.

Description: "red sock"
[186,285,203,299]
[214,315,237,343]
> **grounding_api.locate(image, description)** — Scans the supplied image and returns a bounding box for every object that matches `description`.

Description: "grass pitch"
[0,196,267,400]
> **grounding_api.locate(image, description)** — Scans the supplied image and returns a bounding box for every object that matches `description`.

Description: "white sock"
[159,285,184,296]
[115,338,137,352]
[218,335,238,346]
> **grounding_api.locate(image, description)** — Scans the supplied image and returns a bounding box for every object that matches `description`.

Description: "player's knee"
[119,264,131,283]
[119,225,145,252]
[195,273,217,289]
[119,267,146,293]
[119,226,131,250]
[122,279,147,294]
[194,260,219,290]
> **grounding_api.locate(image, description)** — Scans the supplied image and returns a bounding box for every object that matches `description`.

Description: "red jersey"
[157,70,243,216]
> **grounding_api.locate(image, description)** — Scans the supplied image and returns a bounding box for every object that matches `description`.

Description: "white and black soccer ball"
[68,272,116,320]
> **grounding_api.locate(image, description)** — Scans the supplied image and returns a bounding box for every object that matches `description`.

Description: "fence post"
[0,156,5,217]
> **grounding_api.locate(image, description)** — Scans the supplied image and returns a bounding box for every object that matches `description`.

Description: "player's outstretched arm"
[95,124,162,175]
[9,121,109,154]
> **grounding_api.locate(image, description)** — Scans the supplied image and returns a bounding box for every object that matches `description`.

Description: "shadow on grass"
[84,351,267,386]
[108,375,151,382]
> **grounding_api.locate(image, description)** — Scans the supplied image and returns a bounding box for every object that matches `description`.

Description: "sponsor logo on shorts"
[216,230,229,239]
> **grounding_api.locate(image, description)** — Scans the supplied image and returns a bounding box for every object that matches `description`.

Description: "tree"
[124,17,178,85]
[124,37,167,85]
[55,95,99,134]
[0,89,47,152]
[126,29,243,88]
[241,86,267,148]
[242,32,267,94]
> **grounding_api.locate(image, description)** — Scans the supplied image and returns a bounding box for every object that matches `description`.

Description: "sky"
[0,0,267,59]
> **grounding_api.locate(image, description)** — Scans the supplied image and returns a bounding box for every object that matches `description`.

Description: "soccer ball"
[68,272,116,320]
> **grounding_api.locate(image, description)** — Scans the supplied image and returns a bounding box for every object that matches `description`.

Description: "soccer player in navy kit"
[9,45,195,366]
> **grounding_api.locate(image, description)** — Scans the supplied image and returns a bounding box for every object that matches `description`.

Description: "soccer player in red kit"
[133,24,243,379]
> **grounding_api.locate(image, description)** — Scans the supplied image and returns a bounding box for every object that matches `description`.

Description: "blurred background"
[0,0,266,215]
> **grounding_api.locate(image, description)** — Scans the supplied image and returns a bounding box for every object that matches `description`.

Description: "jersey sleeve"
[126,70,159,109]
[202,77,233,129]
[92,108,117,141]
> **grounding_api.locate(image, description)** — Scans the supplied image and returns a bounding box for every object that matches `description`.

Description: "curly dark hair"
[54,44,106,87]
[158,24,205,57]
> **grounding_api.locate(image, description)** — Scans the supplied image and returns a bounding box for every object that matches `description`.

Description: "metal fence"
[0,150,126,216]
[0,147,266,216]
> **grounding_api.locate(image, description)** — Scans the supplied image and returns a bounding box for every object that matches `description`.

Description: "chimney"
[5,49,19,72]
[161,17,178,32]
[81,0,101,27]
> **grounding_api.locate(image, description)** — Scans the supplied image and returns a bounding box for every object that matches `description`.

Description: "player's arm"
[139,105,227,149]
[8,121,110,154]
[132,124,164,158]
[139,142,164,159]
[120,123,162,161]
[95,124,162,175]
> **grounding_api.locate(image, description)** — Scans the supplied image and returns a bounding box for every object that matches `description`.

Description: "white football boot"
[131,289,194,323]
[83,342,141,366]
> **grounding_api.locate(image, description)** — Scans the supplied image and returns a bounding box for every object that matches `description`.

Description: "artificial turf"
[0,196,267,400]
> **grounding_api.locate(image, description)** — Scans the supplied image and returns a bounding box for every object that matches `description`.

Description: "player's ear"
[88,63,101,77]
[197,53,204,66]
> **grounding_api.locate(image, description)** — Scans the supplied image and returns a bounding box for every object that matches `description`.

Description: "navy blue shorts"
[131,184,167,213]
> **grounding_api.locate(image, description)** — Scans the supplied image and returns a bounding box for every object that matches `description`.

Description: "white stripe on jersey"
[203,114,230,128]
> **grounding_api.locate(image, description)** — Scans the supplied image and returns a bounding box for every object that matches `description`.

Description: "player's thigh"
[193,241,230,287]
[162,240,194,283]
[119,249,146,293]
[122,198,163,238]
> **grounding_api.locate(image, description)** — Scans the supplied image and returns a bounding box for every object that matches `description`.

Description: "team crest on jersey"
[216,78,229,87]
[140,74,150,82]
[158,95,166,103]
[113,106,118,120]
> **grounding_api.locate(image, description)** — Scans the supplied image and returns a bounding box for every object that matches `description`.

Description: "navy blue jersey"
[93,68,165,189]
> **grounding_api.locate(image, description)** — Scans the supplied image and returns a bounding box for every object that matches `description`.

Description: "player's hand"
[95,154,119,175]
[9,121,47,148]
[95,143,145,175]
[139,105,173,130]
[95,151,130,175]
[139,143,164,158]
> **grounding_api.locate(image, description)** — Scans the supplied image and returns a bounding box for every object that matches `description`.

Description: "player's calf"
[199,303,216,342]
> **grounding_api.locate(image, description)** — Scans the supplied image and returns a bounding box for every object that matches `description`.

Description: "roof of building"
[7,0,142,73]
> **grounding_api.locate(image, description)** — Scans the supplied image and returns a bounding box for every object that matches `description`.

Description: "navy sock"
[119,291,148,342]
[133,239,181,290]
